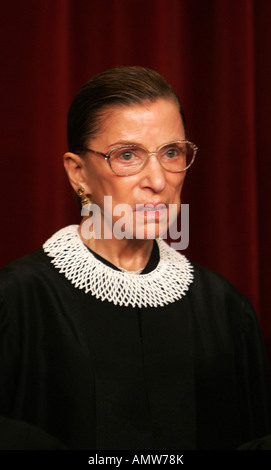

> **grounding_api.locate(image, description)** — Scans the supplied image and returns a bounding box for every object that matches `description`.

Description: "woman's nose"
[141,154,167,192]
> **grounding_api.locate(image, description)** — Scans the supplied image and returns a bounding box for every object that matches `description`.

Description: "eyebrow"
[108,139,185,148]
[108,141,142,148]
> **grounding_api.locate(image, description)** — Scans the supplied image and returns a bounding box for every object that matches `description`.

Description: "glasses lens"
[158,142,195,171]
[110,146,146,175]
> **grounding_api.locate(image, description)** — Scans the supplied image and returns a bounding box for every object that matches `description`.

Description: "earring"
[77,188,91,214]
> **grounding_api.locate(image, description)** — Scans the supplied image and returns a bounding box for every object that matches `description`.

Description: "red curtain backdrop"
[1,0,271,354]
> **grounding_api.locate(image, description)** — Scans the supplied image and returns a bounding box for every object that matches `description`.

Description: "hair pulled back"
[67,66,186,153]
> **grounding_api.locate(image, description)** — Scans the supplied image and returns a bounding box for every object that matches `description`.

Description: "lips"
[135,203,168,212]
[134,203,168,221]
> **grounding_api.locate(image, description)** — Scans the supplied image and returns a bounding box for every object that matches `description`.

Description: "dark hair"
[67,66,187,153]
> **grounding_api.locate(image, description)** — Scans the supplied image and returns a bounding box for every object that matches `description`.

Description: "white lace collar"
[43,225,194,308]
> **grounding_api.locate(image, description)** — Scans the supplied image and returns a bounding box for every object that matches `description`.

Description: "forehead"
[92,99,185,148]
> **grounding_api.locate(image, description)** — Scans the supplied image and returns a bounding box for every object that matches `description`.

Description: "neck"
[78,218,154,272]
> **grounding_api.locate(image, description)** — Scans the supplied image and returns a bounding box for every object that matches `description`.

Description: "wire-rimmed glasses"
[83,140,198,176]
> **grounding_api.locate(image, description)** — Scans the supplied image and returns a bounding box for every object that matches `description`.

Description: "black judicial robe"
[0,245,271,450]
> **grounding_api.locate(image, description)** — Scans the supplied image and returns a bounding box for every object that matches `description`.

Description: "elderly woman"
[0,66,271,450]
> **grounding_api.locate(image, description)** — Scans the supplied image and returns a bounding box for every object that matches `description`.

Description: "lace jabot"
[43,225,194,308]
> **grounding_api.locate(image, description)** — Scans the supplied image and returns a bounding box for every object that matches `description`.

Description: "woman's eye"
[165,148,178,158]
[117,150,138,162]
[119,152,134,161]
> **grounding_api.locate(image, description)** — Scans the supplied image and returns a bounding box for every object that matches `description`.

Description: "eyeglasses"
[83,140,198,176]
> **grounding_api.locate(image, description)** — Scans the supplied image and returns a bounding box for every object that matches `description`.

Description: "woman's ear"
[63,152,91,194]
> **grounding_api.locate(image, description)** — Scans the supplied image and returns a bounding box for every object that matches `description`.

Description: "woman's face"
[81,98,186,239]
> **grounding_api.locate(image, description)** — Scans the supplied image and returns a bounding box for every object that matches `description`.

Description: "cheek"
[84,158,112,194]
[90,177,131,210]
[170,174,186,198]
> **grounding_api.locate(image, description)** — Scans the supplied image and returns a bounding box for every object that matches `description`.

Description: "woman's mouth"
[135,203,168,219]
